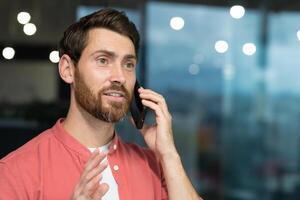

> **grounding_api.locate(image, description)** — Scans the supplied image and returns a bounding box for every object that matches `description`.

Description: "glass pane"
[148,2,300,200]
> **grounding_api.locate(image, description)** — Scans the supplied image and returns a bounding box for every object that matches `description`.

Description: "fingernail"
[97,173,102,180]
[100,152,108,157]
[93,149,99,154]
[102,159,108,166]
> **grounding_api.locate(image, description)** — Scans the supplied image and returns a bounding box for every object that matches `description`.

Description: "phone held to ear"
[130,81,147,129]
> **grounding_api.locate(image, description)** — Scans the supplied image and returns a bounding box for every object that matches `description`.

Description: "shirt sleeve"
[0,161,27,200]
[141,147,169,200]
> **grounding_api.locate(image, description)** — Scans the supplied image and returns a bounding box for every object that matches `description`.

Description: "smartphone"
[130,81,147,129]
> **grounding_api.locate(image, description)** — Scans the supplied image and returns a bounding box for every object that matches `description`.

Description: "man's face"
[73,28,137,123]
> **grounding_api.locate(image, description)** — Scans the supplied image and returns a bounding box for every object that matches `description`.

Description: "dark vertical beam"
[138,0,148,87]
[255,0,270,121]
[258,0,269,69]
[256,1,270,198]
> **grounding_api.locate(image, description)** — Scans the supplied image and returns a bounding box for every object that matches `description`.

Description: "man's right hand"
[71,149,109,200]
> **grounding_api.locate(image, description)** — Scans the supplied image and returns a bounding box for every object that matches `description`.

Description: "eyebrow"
[92,49,137,61]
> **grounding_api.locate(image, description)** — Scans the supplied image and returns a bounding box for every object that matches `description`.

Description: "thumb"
[139,123,151,136]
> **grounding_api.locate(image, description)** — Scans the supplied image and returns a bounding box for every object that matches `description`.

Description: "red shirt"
[0,119,168,200]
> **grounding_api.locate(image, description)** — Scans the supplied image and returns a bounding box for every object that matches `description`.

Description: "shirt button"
[113,144,117,150]
[113,165,119,171]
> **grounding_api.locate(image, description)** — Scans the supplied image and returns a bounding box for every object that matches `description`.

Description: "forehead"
[83,28,136,57]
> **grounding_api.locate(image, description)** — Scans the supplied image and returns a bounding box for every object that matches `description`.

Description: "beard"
[73,69,132,123]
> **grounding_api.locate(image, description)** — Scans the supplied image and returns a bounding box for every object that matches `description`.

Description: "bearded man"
[0,8,202,200]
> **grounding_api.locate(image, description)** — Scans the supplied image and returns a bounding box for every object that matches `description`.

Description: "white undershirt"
[88,142,119,200]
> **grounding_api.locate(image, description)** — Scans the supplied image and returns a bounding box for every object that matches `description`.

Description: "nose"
[109,65,126,85]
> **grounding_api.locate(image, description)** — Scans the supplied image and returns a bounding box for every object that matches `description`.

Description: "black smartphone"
[130,81,147,129]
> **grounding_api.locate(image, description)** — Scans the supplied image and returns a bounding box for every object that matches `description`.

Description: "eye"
[124,62,135,70]
[97,57,109,66]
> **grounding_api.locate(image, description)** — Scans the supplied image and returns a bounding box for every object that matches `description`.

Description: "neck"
[63,96,115,148]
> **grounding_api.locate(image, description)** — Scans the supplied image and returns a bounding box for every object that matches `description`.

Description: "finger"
[83,159,108,186]
[82,149,101,170]
[141,99,165,121]
[138,88,163,100]
[92,183,109,199]
[83,173,103,197]
[85,150,107,171]
[81,151,107,179]
[139,88,171,117]
[82,160,108,196]
[139,92,170,117]
[86,148,100,162]
[139,92,165,105]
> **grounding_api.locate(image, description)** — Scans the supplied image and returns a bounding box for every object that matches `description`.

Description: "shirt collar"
[53,118,120,157]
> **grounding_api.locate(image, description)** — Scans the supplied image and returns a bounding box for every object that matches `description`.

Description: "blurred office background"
[1,0,300,199]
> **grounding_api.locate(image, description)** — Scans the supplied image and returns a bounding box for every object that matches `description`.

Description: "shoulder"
[0,127,56,187]
[0,128,56,198]
[0,127,54,167]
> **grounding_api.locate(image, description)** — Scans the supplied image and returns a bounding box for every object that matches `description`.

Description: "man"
[0,8,202,200]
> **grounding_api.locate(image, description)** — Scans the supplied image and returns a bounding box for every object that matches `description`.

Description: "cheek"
[90,71,111,91]
[94,69,111,82]
[127,74,136,90]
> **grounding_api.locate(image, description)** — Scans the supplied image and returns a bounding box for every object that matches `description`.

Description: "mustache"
[100,84,131,99]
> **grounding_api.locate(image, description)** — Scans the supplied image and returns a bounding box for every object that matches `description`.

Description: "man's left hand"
[138,88,178,159]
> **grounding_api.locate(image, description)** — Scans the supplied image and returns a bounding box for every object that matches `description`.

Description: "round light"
[243,43,256,56]
[230,5,245,19]
[49,51,60,63]
[297,30,300,41]
[17,12,31,25]
[188,64,200,75]
[170,17,185,30]
[215,40,229,53]
[23,23,37,36]
[2,47,15,60]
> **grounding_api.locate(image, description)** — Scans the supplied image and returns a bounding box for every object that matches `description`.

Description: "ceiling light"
[215,40,229,53]
[49,51,60,63]
[17,12,31,24]
[230,5,245,19]
[23,23,37,36]
[170,17,185,30]
[242,43,256,56]
[2,47,15,60]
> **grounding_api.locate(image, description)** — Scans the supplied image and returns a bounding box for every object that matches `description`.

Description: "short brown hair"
[58,8,140,63]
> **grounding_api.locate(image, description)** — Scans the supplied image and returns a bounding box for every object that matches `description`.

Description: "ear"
[58,54,75,84]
